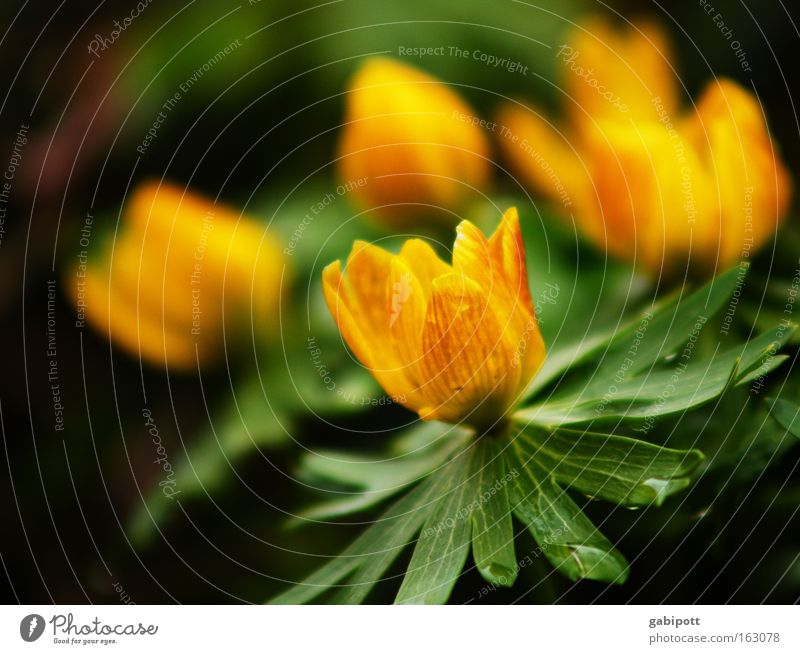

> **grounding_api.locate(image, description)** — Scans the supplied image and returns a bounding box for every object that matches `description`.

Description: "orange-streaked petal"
[453,218,530,345]
[488,209,545,381]
[323,256,420,407]
[340,241,396,345]
[452,219,494,287]
[488,208,534,317]
[398,239,451,296]
[417,273,520,426]
[322,260,377,371]
[386,257,426,382]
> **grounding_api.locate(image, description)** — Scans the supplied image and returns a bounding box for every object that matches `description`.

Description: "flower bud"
[338,57,491,225]
[72,182,285,369]
[557,17,680,125]
[497,19,792,276]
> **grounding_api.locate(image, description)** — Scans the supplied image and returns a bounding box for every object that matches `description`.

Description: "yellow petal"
[489,209,545,381]
[691,78,768,141]
[562,18,679,124]
[217,219,286,333]
[495,102,590,212]
[386,257,426,382]
[340,241,396,345]
[126,180,286,334]
[322,260,376,371]
[417,273,521,427]
[581,120,719,275]
[72,181,286,370]
[75,260,201,370]
[686,79,792,267]
[322,249,421,407]
[488,208,533,315]
[453,217,528,340]
[398,239,451,296]
[338,57,490,223]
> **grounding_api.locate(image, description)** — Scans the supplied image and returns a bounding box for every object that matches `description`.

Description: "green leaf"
[525,266,746,401]
[270,473,440,605]
[293,424,470,522]
[469,439,518,587]
[276,419,707,601]
[393,438,523,602]
[769,398,800,439]
[590,266,745,386]
[511,425,704,507]
[524,325,621,399]
[668,387,799,494]
[394,453,474,604]
[507,436,630,584]
[276,435,530,603]
[519,324,794,427]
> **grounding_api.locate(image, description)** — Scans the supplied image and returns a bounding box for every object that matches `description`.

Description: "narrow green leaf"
[524,266,745,404]
[507,440,629,584]
[268,546,359,606]
[590,265,745,387]
[523,326,621,399]
[270,473,440,605]
[520,325,793,426]
[470,438,518,587]
[328,474,444,604]
[394,452,475,604]
[514,425,704,507]
[736,356,790,387]
[294,426,470,522]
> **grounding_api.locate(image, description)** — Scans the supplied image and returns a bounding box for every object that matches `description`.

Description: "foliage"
[269,265,793,603]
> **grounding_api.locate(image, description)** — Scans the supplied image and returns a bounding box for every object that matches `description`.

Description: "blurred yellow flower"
[557,17,680,126]
[497,18,792,276]
[322,208,545,429]
[72,182,285,370]
[338,57,491,225]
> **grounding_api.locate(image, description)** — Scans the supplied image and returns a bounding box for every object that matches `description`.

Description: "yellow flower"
[322,208,545,429]
[72,182,285,370]
[556,17,680,126]
[338,57,491,225]
[497,19,792,276]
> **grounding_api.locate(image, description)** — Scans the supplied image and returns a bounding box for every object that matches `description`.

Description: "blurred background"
[1,0,799,604]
